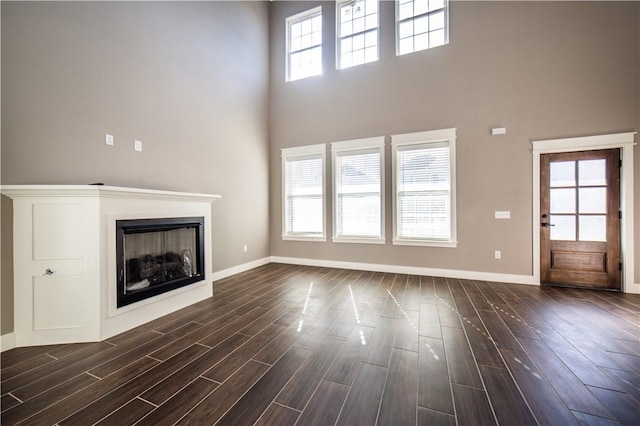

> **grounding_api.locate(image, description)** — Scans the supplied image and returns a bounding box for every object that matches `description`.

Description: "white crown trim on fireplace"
[0,184,221,202]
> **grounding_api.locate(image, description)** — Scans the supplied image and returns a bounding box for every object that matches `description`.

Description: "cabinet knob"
[44,268,54,276]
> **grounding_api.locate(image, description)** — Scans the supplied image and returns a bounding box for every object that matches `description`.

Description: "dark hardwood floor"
[2,263,639,425]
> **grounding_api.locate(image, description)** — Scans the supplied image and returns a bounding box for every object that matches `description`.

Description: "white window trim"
[281,144,327,241]
[391,128,457,247]
[331,136,386,244]
[336,0,380,70]
[395,0,450,56]
[286,6,323,82]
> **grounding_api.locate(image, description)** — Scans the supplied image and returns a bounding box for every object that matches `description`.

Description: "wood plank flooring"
[2,263,639,425]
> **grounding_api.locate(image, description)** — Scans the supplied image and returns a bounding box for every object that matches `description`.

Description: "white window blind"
[335,148,382,239]
[392,128,456,246]
[282,144,326,240]
[397,143,449,239]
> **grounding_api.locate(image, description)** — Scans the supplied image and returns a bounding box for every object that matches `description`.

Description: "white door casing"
[532,132,637,293]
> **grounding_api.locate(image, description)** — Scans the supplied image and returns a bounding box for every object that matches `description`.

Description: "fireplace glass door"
[117,217,205,307]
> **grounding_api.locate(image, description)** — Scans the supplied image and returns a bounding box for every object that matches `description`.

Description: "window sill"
[332,237,386,245]
[282,235,327,242]
[392,239,457,248]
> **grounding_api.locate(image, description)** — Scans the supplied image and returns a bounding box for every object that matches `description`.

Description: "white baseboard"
[1,332,16,352]
[212,257,271,282]
[628,283,640,294]
[270,256,539,286]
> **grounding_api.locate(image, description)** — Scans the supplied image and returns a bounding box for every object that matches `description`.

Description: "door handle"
[541,222,555,227]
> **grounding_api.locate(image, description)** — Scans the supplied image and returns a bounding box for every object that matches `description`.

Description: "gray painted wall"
[1,1,270,335]
[269,2,640,278]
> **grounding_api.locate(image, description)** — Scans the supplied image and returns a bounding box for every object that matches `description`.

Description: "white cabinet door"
[14,200,100,346]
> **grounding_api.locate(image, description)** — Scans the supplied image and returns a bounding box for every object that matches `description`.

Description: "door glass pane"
[578,159,606,186]
[550,188,576,214]
[579,215,606,242]
[579,187,606,214]
[550,215,576,241]
[550,161,575,187]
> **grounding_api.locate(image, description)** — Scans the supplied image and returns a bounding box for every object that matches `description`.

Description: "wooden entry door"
[540,149,621,289]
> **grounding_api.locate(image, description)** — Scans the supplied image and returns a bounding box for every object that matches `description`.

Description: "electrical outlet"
[243,245,248,253]
[495,211,511,219]
[495,250,501,260]
[105,134,114,146]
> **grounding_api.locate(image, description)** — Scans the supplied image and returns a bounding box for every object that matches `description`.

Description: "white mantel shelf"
[1,185,221,348]
[1,185,221,203]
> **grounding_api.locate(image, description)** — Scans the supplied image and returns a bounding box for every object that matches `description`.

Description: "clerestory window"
[396,0,449,55]
[286,7,323,81]
[337,0,379,69]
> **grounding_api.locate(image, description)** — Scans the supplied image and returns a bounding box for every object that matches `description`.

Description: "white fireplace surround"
[1,185,220,347]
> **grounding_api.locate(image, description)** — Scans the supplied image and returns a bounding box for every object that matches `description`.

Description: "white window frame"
[336,0,380,70]
[391,128,457,247]
[286,6,323,82]
[331,136,385,244]
[281,144,327,241]
[395,0,449,56]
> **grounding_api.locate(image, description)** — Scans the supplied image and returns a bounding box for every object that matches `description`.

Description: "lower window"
[392,128,457,247]
[282,144,327,241]
[332,136,385,243]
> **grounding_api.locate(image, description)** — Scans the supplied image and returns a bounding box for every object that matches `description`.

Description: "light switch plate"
[134,140,142,152]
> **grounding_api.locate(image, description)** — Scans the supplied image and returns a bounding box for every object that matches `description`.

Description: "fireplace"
[116,217,205,308]
[1,185,219,347]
